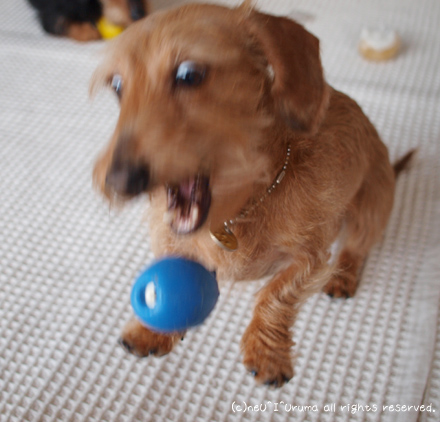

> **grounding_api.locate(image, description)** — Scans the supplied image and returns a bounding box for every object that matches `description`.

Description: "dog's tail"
[393,149,416,177]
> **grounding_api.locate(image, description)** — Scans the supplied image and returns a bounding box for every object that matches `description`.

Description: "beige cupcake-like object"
[359,27,400,61]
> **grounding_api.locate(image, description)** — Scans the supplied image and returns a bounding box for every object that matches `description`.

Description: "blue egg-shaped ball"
[131,257,219,333]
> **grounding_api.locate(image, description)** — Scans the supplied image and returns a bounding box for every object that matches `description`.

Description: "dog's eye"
[111,74,123,98]
[175,61,206,88]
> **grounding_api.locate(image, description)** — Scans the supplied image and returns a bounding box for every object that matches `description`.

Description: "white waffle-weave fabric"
[0,0,439,421]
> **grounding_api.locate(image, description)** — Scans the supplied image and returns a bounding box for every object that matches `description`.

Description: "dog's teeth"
[179,218,189,233]
[190,206,199,226]
[165,202,203,234]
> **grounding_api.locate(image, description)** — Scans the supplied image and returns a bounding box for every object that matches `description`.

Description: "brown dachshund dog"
[91,2,413,387]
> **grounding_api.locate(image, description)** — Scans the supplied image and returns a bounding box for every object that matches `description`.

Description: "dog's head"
[91,3,328,234]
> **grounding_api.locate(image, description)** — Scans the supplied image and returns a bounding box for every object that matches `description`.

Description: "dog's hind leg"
[323,149,414,298]
[323,247,365,298]
[324,163,395,298]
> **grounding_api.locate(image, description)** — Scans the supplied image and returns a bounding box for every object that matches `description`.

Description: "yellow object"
[97,17,124,40]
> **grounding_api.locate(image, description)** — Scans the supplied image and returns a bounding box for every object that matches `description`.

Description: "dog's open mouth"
[165,174,211,234]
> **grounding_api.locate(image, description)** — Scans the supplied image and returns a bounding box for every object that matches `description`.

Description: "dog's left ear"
[245,11,329,134]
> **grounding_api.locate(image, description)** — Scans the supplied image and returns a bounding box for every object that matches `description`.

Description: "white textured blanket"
[0,1,439,421]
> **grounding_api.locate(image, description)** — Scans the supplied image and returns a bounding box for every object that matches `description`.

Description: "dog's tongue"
[165,175,211,234]
[177,180,194,200]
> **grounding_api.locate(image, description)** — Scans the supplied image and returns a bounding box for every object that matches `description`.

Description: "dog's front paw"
[119,319,183,357]
[241,322,294,388]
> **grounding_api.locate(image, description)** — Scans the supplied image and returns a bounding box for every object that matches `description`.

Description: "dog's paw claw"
[257,373,292,388]
[118,338,134,353]
[118,338,158,358]
[242,324,294,388]
[247,368,292,388]
[243,349,293,387]
[283,375,292,383]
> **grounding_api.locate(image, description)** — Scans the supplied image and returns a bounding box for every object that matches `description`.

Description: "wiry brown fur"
[92,3,413,387]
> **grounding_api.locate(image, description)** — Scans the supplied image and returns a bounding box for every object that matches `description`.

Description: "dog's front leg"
[241,257,330,387]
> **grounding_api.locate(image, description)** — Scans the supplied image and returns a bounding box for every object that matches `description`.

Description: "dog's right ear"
[244,11,329,134]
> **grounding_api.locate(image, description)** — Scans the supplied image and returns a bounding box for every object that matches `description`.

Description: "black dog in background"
[28,0,148,41]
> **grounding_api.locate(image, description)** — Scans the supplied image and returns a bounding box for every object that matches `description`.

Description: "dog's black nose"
[106,162,150,196]
[129,0,146,21]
